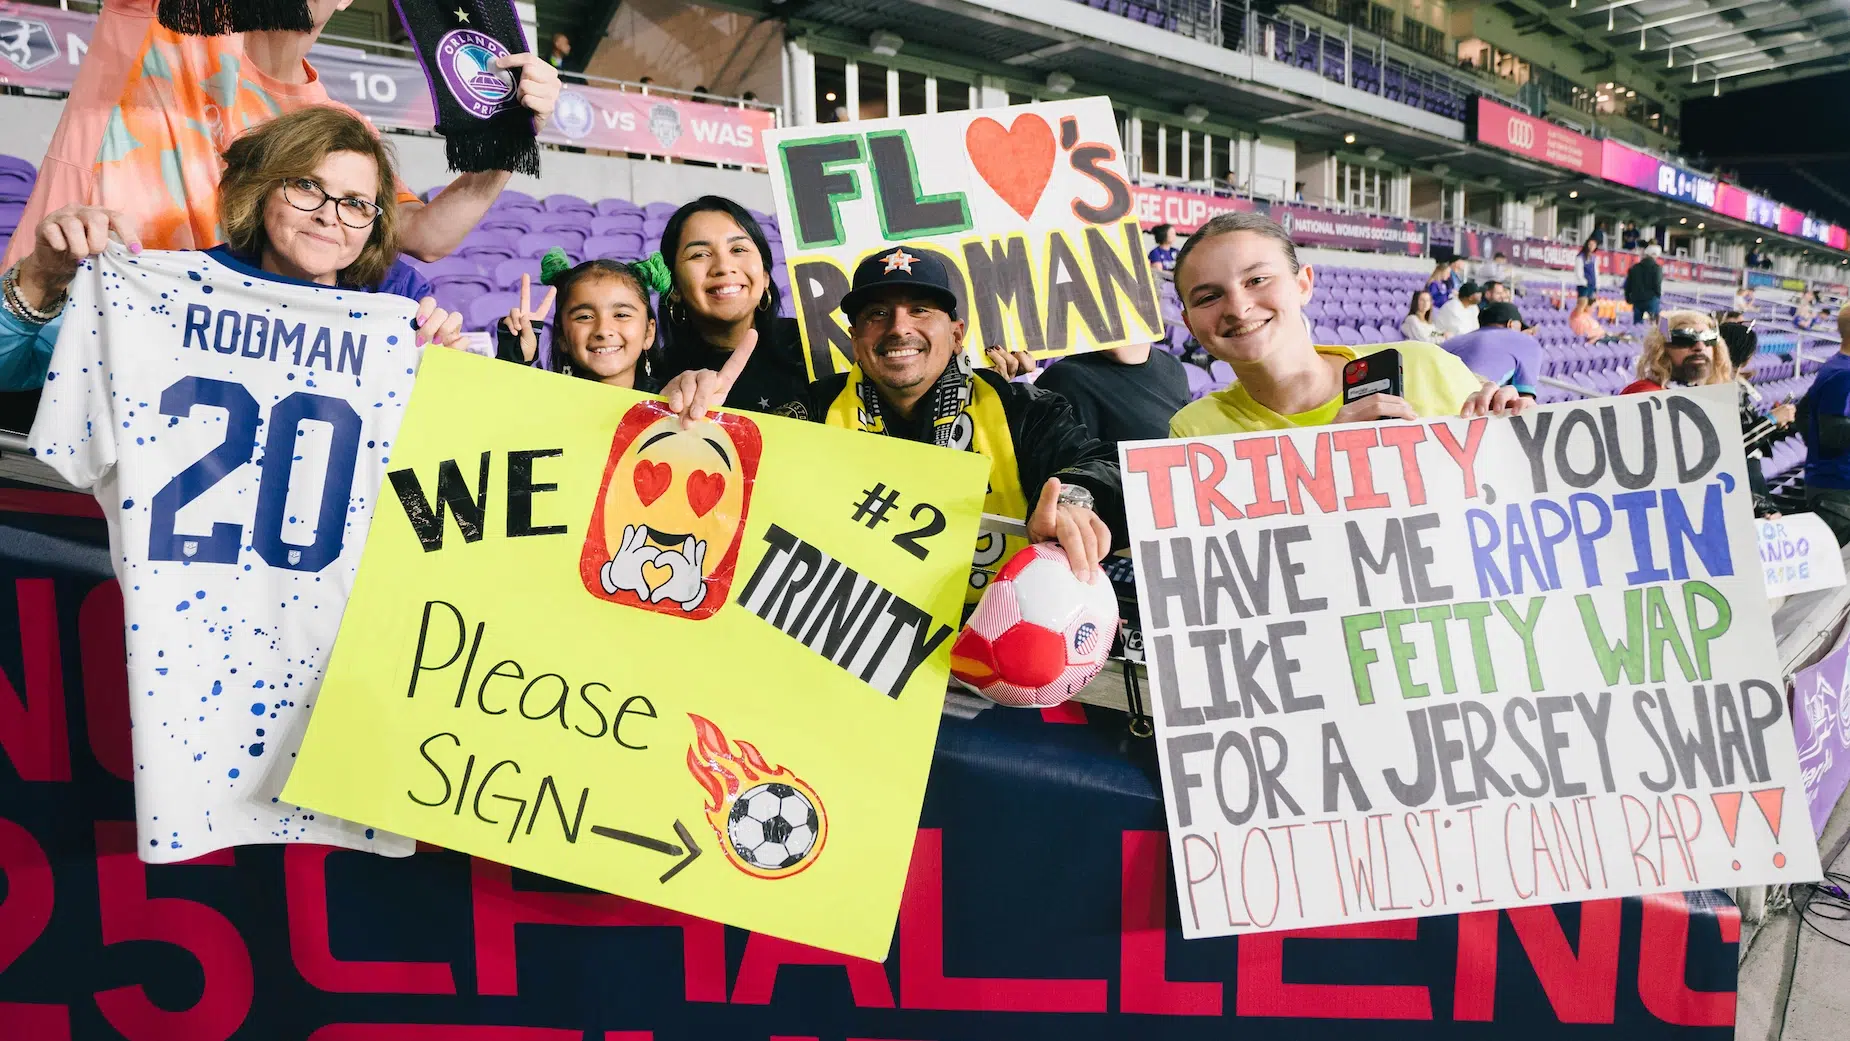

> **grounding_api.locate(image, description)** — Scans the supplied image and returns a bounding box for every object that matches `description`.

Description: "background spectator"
[1623,312,1730,393]
[1440,302,1540,397]
[1401,289,1443,344]
[1433,281,1481,337]
[1799,307,1850,543]
[1479,280,1512,306]
[1577,238,1600,302]
[1034,341,1190,448]
[1147,223,1178,278]
[1569,296,1606,341]
[1623,244,1663,323]
[1425,259,1454,310]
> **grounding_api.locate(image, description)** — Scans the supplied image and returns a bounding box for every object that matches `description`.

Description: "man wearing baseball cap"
[660,244,1124,587]
[1439,302,1541,398]
[1432,280,1482,338]
[810,245,1124,590]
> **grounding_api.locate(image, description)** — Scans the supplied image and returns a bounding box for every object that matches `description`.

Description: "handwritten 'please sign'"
[764,97,1163,379]
[1121,387,1820,937]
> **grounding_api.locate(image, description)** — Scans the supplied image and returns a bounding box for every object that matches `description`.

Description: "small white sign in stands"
[1758,513,1846,598]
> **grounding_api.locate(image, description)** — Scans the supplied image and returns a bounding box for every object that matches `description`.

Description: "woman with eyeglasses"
[1621,311,1732,394]
[0,106,464,391]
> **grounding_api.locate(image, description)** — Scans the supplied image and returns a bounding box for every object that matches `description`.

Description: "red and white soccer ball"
[949,543,1120,708]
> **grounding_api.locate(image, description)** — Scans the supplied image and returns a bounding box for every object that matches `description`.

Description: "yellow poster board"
[284,348,988,959]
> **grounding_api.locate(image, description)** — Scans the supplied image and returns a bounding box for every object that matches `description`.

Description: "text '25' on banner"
[765,97,1165,380]
[282,348,988,960]
[1120,386,1822,938]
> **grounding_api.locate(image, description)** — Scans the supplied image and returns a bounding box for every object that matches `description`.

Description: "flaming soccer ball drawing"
[686,714,827,879]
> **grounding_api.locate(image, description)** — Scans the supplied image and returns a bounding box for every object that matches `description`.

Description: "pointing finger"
[715,328,758,392]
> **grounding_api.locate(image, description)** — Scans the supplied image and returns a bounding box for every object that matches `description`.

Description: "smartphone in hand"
[1342,348,1403,407]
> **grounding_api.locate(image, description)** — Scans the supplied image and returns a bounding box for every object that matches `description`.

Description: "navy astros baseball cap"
[840,246,959,320]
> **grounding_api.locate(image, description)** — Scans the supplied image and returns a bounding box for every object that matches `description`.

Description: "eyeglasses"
[280,177,381,229]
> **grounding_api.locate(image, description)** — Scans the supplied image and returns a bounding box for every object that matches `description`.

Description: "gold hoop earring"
[758,290,773,313]
[668,295,687,324]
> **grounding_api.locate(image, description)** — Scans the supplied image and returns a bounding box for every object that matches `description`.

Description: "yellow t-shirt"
[1169,341,1485,437]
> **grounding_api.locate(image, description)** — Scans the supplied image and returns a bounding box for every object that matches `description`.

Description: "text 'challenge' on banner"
[1121,386,1821,938]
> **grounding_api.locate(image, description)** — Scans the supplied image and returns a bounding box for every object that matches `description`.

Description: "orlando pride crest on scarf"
[157,0,312,34]
[392,0,542,175]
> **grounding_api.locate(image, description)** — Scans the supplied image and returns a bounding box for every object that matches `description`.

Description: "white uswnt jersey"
[30,247,418,862]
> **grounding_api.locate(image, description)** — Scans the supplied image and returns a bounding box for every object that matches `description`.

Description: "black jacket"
[1623,257,1663,305]
[797,368,1129,551]
[654,316,810,416]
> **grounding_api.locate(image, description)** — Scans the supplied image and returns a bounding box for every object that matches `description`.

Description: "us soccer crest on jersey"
[28,247,420,863]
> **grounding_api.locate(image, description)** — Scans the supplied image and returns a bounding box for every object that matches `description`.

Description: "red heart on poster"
[633,460,672,506]
[965,114,1056,221]
[686,470,726,518]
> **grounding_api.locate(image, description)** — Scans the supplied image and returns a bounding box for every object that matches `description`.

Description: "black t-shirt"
[654,316,811,416]
[1031,348,1191,447]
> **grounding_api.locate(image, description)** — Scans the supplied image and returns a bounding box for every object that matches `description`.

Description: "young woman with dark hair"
[652,195,809,415]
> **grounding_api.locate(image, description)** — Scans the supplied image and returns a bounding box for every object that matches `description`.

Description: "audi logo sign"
[1506,120,1535,149]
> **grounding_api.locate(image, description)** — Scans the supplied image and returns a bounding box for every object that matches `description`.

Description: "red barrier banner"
[1131,185,1255,233]
[1470,98,1601,178]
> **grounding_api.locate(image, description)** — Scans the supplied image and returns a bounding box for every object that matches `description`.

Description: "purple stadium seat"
[430,272,495,300]
[1314,325,1339,343]
[643,201,679,221]
[595,198,642,217]
[532,212,588,233]
[1336,325,1363,346]
[585,231,646,260]
[0,169,33,204]
[1209,360,1233,384]
[490,196,542,217]
[591,213,645,235]
[474,218,530,239]
[459,243,516,268]
[1184,364,1211,399]
[542,194,593,215]
[421,256,485,279]
[495,256,547,289]
[517,230,584,258]
[467,291,520,332]
[1359,325,1385,344]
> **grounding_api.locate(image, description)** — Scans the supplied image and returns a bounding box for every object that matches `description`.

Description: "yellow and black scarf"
[825,354,1028,603]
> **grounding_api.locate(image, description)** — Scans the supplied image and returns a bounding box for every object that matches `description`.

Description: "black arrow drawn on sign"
[591,820,702,883]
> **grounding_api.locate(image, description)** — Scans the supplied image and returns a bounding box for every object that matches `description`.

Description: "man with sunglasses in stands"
[1621,312,1731,395]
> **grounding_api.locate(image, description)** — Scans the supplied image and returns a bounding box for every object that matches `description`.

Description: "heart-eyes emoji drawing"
[580,401,762,619]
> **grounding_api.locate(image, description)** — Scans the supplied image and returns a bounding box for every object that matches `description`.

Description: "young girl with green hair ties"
[497,246,673,391]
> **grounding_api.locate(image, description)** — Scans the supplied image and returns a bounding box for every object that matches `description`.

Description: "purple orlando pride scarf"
[393,0,542,175]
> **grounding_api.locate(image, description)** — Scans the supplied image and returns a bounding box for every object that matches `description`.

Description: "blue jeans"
[1637,296,1661,320]
[1577,285,1597,300]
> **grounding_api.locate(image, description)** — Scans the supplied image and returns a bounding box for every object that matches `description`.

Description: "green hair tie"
[539,247,574,286]
[633,251,673,295]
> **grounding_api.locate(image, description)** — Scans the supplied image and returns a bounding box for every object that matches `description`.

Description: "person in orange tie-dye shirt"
[1,0,559,268]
